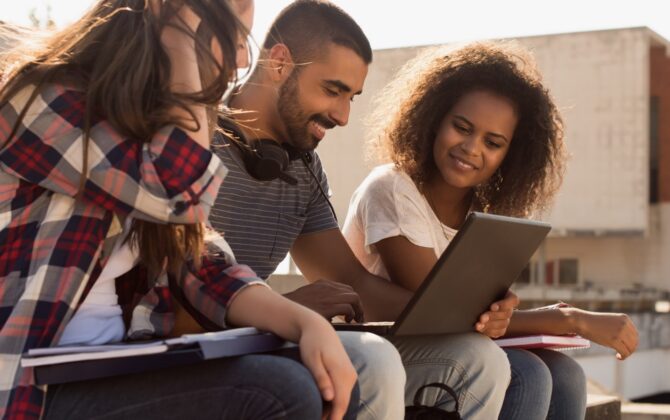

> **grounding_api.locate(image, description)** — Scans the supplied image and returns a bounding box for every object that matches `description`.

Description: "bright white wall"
[523,29,650,233]
[575,348,670,399]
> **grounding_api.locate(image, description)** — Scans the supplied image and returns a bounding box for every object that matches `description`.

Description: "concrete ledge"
[622,403,670,420]
[586,394,621,420]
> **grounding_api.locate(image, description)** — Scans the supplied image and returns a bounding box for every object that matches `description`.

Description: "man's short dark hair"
[262,0,372,64]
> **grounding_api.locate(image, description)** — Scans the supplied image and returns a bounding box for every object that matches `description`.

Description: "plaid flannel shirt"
[0,83,267,419]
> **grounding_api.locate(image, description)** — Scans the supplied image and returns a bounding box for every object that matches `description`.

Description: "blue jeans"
[44,353,359,419]
[337,331,406,420]
[389,332,511,420]
[499,348,587,420]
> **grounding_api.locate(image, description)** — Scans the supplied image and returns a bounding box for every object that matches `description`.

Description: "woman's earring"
[492,170,503,193]
[475,170,503,213]
[474,184,491,213]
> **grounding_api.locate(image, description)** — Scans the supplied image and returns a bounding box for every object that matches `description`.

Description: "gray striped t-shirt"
[209,136,338,279]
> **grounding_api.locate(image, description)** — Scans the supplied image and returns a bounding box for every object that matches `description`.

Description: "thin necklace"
[423,188,457,241]
[423,185,476,236]
[438,221,455,242]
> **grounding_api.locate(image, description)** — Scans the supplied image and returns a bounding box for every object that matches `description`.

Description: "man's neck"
[228,79,284,143]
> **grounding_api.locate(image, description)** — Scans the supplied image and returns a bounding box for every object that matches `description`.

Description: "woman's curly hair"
[366,41,566,217]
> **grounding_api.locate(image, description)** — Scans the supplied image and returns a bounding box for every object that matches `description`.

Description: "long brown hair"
[367,41,566,217]
[0,0,248,275]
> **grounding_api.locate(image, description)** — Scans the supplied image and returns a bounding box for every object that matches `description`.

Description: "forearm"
[505,307,582,337]
[290,229,413,321]
[227,284,325,342]
[352,273,413,322]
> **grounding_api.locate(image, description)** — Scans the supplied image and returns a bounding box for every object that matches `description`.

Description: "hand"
[225,285,356,419]
[284,279,365,323]
[159,4,203,93]
[476,290,519,338]
[298,315,358,420]
[573,310,639,360]
[154,2,213,147]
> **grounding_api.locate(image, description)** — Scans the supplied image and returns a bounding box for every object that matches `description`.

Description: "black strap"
[299,154,337,221]
[167,273,220,332]
[406,383,461,420]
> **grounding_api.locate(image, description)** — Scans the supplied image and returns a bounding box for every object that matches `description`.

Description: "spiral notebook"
[494,334,590,351]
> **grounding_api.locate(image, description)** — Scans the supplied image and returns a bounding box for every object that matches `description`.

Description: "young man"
[211,1,515,418]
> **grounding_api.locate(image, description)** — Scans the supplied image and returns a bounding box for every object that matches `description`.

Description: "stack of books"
[22,327,293,385]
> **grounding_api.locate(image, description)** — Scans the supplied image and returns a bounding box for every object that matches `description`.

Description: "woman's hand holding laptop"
[475,290,520,338]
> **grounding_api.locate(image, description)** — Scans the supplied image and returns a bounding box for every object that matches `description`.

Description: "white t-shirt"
[343,164,457,280]
[58,221,137,346]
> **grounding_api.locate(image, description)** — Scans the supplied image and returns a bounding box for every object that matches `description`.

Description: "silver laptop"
[334,212,551,336]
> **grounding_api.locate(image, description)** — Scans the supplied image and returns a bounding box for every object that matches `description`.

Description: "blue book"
[22,328,293,385]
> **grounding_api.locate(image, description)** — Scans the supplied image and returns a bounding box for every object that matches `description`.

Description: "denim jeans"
[499,348,587,420]
[44,352,359,420]
[337,331,407,420]
[389,332,511,420]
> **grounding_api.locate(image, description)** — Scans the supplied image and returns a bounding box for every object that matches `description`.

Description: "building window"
[544,259,579,286]
[650,95,660,203]
[543,261,553,285]
[516,264,531,284]
[558,258,579,285]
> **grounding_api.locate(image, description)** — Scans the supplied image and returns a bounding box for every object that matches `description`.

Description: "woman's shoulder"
[7,82,85,115]
[355,164,397,198]
[367,164,422,197]
[41,82,85,104]
[354,164,422,209]
[363,164,415,190]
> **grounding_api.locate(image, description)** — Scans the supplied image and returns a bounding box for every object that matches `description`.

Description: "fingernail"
[323,388,334,401]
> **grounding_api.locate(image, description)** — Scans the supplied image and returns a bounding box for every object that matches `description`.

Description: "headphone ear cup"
[247,140,290,181]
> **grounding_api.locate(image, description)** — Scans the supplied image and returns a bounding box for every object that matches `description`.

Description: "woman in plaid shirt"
[0,1,359,419]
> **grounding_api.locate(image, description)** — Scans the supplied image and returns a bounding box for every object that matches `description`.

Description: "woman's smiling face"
[432,89,518,190]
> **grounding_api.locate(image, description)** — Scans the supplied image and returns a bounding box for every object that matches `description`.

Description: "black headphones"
[219,117,300,185]
[218,117,338,220]
[241,138,304,186]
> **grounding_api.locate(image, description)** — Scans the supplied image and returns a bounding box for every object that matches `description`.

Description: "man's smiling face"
[276,43,368,151]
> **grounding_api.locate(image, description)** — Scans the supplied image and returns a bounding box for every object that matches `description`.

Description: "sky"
[1,0,670,50]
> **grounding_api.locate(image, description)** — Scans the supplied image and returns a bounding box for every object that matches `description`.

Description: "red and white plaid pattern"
[0,84,266,419]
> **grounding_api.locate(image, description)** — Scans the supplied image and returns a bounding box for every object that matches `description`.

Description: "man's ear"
[266,43,295,83]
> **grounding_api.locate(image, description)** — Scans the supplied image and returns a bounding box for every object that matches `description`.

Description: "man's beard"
[277,72,334,152]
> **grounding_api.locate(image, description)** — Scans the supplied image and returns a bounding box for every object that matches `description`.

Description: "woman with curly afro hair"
[344,41,638,419]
